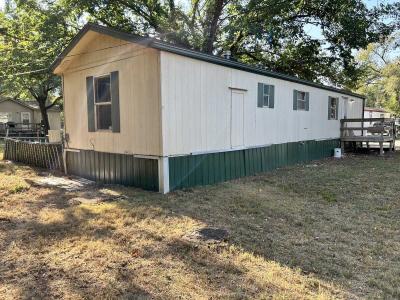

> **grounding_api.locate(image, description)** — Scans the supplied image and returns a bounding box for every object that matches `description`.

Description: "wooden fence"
[0,136,48,143]
[3,138,63,171]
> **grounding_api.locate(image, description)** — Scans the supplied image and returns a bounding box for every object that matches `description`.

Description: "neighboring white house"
[363,107,391,133]
[0,97,62,131]
[364,107,391,120]
[51,23,364,193]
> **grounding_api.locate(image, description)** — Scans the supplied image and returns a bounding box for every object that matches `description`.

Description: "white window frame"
[297,91,307,111]
[329,97,338,120]
[21,112,31,125]
[94,74,112,131]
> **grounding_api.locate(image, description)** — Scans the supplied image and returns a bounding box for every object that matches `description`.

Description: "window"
[87,71,120,133]
[21,112,30,125]
[293,90,309,111]
[263,84,270,106]
[94,75,112,130]
[297,91,307,110]
[257,83,275,108]
[0,112,10,123]
[328,97,338,120]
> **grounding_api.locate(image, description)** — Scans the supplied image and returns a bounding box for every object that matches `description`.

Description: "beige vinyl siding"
[0,100,34,123]
[0,99,61,129]
[32,110,61,130]
[32,111,41,124]
[48,111,62,130]
[61,33,162,156]
[160,51,363,156]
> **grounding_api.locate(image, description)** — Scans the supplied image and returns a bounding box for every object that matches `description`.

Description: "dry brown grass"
[0,152,399,299]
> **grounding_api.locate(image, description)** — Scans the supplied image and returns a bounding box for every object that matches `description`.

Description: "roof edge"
[50,23,153,73]
[152,40,365,99]
[51,23,365,100]
[0,97,61,111]
[0,98,32,110]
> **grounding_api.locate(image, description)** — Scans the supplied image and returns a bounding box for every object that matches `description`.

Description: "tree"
[356,33,400,115]
[0,0,77,132]
[0,0,397,120]
[61,0,397,86]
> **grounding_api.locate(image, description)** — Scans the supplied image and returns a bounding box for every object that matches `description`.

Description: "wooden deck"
[340,118,396,155]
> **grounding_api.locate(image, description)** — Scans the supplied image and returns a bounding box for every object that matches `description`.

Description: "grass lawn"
[0,152,399,299]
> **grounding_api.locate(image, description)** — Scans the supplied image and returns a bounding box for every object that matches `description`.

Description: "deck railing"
[0,122,45,137]
[340,118,396,154]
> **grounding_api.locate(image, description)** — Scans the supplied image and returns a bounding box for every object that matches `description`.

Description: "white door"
[231,91,245,148]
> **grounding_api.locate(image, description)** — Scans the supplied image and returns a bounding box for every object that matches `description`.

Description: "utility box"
[48,130,62,143]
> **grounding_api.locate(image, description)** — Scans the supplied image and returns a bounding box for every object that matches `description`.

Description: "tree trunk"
[202,0,225,53]
[38,97,50,135]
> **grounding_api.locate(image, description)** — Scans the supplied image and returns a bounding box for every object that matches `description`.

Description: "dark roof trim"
[0,97,60,111]
[51,23,365,99]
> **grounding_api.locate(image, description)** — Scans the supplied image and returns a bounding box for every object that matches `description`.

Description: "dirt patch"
[184,227,229,245]
[68,192,127,206]
[32,176,95,191]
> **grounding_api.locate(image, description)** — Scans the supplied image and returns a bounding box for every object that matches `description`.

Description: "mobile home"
[52,23,364,193]
[0,97,62,133]
[363,107,391,127]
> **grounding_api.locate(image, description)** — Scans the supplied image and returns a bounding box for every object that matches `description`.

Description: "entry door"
[231,91,245,148]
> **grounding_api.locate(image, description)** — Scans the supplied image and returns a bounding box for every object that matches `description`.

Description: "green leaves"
[0,0,398,106]
[62,0,397,86]
[356,34,400,114]
[0,0,76,94]
[0,0,79,131]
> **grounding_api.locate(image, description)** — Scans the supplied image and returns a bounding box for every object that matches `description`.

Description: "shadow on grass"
[2,153,400,298]
[0,181,342,299]
[106,153,400,298]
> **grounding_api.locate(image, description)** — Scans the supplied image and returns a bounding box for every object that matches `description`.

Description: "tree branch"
[46,96,62,109]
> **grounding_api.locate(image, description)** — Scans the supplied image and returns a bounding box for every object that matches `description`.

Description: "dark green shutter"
[111,71,120,133]
[269,85,275,108]
[257,83,263,107]
[328,96,332,120]
[305,92,310,111]
[336,97,339,120]
[293,90,298,110]
[86,76,95,132]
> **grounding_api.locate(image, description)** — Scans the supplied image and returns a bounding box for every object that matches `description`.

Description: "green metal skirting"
[169,139,339,191]
[66,150,159,191]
